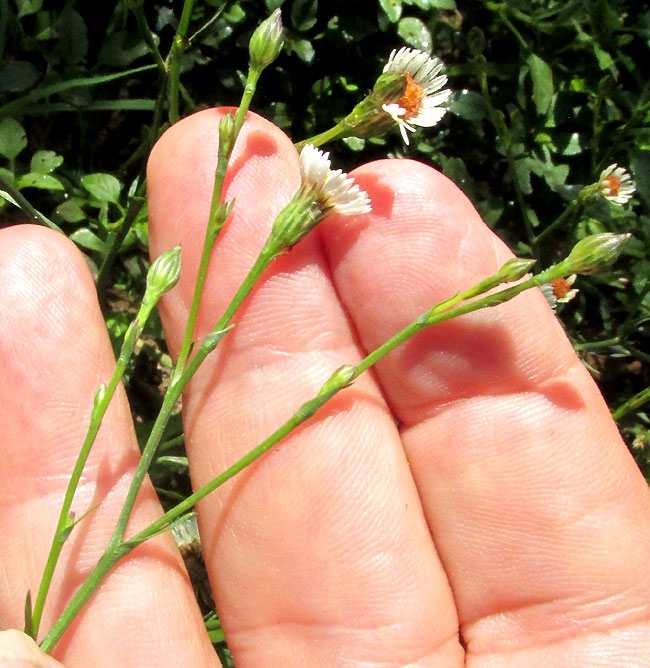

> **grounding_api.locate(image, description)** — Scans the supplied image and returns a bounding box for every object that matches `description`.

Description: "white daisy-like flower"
[597,164,636,205]
[381,47,451,145]
[540,275,578,311]
[299,144,371,215]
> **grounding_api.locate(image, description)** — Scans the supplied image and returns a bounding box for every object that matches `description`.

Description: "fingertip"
[147,108,301,349]
[147,108,300,255]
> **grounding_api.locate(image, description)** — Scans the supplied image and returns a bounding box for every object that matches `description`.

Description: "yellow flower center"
[551,277,572,299]
[398,74,425,119]
[602,174,621,196]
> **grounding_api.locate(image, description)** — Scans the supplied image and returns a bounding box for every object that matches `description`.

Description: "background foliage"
[1,1,649,658]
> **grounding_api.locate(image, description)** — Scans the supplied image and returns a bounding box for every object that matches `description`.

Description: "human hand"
[1,109,649,667]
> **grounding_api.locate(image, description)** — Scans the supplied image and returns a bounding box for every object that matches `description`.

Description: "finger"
[148,109,464,666]
[0,630,65,668]
[0,227,216,666]
[322,159,650,665]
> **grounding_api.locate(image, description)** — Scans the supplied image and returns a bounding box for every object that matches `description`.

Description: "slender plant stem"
[133,4,167,76]
[30,320,141,638]
[0,172,63,232]
[174,66,261,374]
[31,276,170,640]
[613,384,650,421]
[166,0,197,124]
[476,59,536,248]
[617,274,650,340]
[534,198,581,245]
[95,72,168,298]
[295,122,347,152]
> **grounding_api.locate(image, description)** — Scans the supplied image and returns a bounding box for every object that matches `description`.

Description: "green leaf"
[16,0,42,18]
[513,158,533,195]
[16,173,64,190]
[55,199,86,223]
[0,118,27,161]
[30,150,64,174]
[24,590,33,638]
[57,9,88,65]
[99,31,149,67]
[379,0,402,22]
[397,17,432,51]
[449,90,487,122]
[0,190,20,206]
[0,60,41,93]
[70,228,106,253]
[81,173,122,204]
[290,0,318,32]
[527,53,554,116]
[287,38,315,63]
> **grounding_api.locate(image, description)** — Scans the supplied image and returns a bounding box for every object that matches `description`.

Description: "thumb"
[0,631,66,668]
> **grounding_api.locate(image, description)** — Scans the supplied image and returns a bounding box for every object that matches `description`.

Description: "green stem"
[0,172,63,232]
[613,384,650,421]
[133,4,167,75]
[295,121,348,152]
[617,275,650,341]
[534,198,582,245]
[174,66,261,374]
[31,281,166,640]
[573,336,620,351]
[95,73,168,298]
[166,0,197,124]
[121,262,568,544]
[476,60,536,248]
[39,235,276,651]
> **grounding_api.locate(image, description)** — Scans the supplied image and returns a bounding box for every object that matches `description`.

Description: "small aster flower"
[540,275,578,311]
[381,47,451,145]
[269,145,370,251]
[299,144,371,216]
[597,164,636,205]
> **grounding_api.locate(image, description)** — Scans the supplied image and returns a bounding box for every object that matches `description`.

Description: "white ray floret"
[597,163,636,205]
[299,144,371,215]
[381,47,451,144]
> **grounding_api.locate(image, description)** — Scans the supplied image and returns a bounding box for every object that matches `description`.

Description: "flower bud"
[249,9,284,70]
[218,113,236,157]
[146,246,182,298]
[335,72,407,140]
[496,257,536,282]
[563,233,630,275]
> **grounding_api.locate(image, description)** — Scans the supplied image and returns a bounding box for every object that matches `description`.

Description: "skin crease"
[0,108,648,667]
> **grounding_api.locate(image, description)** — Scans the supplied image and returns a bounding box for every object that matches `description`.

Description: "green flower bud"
[146,246,182,299]
[564,233,630,275]
[338,72,407,140]
[249,9,284,70]
[496,257,536,282]
[318,365,357,397]
[218,113,236,157]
